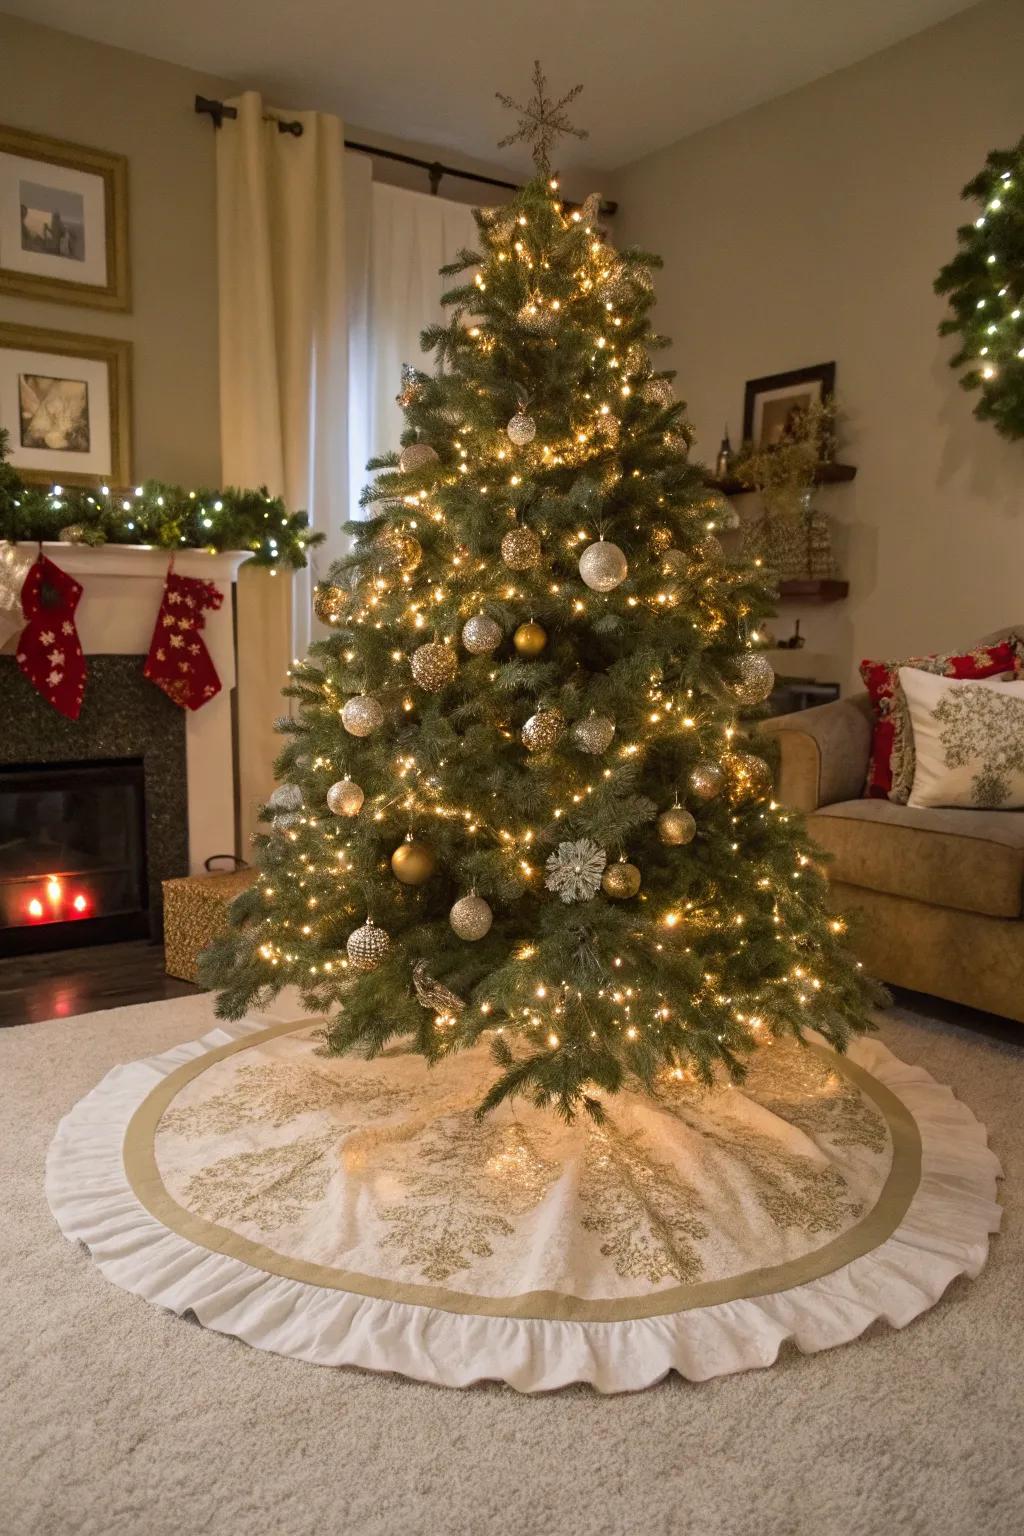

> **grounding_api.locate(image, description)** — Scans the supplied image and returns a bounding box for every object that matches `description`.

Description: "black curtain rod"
[194,96,617,216]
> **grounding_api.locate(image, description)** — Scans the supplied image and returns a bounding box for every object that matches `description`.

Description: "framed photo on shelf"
[0,124,130,310]
[0,322,132,487]
[743,362,835,448]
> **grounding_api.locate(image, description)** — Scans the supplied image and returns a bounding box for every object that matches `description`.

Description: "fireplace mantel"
[12,542,249,875]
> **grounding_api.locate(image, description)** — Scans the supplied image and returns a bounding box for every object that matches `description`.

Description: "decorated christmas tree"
[205,68,882,1119]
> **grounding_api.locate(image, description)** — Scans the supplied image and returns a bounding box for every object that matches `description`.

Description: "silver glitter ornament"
[507,411,537,446]
[326,778,364,817]
[733,653,775,707]
[658,807,697,846]
[522,708,564,752]
[461,614,502,654]
[271,812,301,833]
[578,192,603,227]
[572,713,615,754]
[501,526,542,571]
[346,920,390,972]
[689,761,725,801]
[545,838,607,903]
[268,783,302,812]
[398,442,438,473]
[662,548,689,577]
[341,695,384,737]
[601,861,641,900]
[410,642,457,692]
[449,893,493,941]
[579,539,628,592]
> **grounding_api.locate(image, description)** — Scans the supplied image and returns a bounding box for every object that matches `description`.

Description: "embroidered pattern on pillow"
[860,639,1023,801]
[932,686,1024,806]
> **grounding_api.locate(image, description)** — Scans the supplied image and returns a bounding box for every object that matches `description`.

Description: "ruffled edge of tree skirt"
[45,1016,1002,1394]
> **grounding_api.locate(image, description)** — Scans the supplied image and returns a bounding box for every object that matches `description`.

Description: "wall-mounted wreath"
[935,135,1024,440]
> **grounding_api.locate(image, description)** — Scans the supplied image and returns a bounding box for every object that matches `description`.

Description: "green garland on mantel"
[935,135,1024,441]
[0,431,322,568]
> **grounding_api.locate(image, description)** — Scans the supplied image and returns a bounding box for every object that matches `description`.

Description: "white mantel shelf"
[13,541,250,875]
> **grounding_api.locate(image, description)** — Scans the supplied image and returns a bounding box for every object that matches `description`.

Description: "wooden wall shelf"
[776,579,849,603]
[708,462,857,497]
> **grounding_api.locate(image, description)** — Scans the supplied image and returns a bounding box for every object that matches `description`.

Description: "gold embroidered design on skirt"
[178,1131,338,1229]
[579,1123,710,1283]
[159,1060,419,1139]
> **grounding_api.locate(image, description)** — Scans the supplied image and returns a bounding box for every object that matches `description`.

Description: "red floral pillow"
[860,641,1023,801]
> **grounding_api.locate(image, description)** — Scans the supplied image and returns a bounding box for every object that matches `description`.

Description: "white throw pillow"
[899,667,1024,809]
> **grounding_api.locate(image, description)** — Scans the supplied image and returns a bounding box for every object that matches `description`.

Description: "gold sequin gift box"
[162,869,255,983]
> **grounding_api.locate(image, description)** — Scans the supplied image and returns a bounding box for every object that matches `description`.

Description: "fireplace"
[0,758,150,955]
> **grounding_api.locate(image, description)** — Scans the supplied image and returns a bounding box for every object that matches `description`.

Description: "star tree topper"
[496,60,588,175]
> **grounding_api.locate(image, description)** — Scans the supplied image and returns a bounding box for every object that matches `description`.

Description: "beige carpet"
[3,994,1022,1536]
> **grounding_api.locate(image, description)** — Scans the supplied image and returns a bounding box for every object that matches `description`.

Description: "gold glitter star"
[496,61,588,175]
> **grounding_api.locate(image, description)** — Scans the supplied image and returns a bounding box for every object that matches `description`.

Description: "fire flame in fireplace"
[24,875,91,923]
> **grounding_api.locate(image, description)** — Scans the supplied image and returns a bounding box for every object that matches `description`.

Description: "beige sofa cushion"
[809,798,1024,919]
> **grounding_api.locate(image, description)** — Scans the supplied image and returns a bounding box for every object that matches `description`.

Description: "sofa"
[761,631,1024,1022]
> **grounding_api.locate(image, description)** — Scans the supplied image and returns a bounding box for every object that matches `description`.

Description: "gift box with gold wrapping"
[162,869,255,983]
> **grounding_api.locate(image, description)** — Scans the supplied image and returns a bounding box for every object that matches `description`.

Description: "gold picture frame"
[0,321,132,487]
[0,124,130,311]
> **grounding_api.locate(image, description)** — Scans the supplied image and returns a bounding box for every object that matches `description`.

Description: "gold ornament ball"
[649,524,674,555]
[733,653,775,707]
[641,377,674,408]
[341,695,384,737]
[462,614,502,654]
[658,807,697,846]
[507,411,537,446]
[689,760,725,801]
[410,641,458,693]
[449,894,493,941]
[501,526,542,571]
[601,861,642,900]
[398,442,438,473]
[701,533,725,564]
[572,713,615,754]
[522,708,565,753]
[579,539,628,592]
[723,751,774,803]
[391,838,437,885]
[346,921,390,972]
[313,583,348,625]
[375,527,422,573]
[513,620,548,657]
[326,778,364,817]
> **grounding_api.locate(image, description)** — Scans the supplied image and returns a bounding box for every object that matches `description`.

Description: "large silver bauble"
[398,442,438,473]
[658,807,697,845]
[449,894,493,941]
[507,411,537,446]
[461,614,502,654]
[501,526,542,571]
[579,540,628,592]
[410,641,457,693]
[522,708,565,752]
[326,778,364,817]
[688,761,725,801]
[341,695,384,737]
[572,714,615,754]
[268,783,302,812]
[346,921,390,972]
[733,653,776,706]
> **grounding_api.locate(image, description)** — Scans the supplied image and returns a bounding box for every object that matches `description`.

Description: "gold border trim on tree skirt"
[122,1019,922,1324]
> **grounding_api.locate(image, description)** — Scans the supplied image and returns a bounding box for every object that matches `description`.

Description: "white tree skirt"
[46,1013,1001,1393]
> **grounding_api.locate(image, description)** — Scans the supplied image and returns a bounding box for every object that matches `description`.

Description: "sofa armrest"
[759,698,872,812]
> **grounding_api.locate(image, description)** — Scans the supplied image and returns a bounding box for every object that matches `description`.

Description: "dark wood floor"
[0,939,200,1027]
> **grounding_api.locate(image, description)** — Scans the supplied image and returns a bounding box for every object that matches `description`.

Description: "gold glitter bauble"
[410,641,457,692]
[571,713,615,754]
[522,708,564,752]
[579,539,628,592]
[513,620,547,656]
[391,838,437,885]
[662,548,689,577]
[701,533,725,563]
[326,778,364,817]
[346,920,390,972]
[507,411,537,446]
[501,526,542,571]
[689,760,725,800]
[601,861,641,899]
[375,527,422,572]
[449,894,493,941]
[658,807,697,846]
[461,614,502,654]
[313,583,348,625]
[733,653,775,707]
[641,377,674,408]
[398,442,438,473]
[723,751,773,803]
[341,695,384,737]
[517,301,556,335]
[649,525,674,554]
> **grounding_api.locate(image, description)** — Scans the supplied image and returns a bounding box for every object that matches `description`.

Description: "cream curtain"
[216,91,351,847]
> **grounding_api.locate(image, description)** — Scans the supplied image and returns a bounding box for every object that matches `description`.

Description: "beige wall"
[611,0,1024,694]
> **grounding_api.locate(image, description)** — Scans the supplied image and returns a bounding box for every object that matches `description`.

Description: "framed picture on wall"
[743,362,835,447]
[0,124,130,311]
[0,322,132,487]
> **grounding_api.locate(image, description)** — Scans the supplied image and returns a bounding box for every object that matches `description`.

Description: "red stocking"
[144,565,224,710]
[16,554,87,720]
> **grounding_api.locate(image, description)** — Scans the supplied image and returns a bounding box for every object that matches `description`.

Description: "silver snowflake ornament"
[545,838,607,903]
